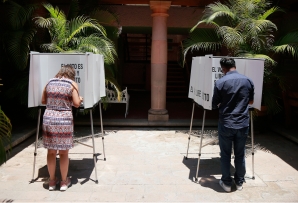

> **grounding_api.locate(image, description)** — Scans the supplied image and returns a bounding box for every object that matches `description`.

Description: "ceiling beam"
[97,0,214,7]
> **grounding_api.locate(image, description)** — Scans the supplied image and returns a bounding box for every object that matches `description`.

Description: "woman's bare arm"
[41,86,47,104]
[72,82,83,108]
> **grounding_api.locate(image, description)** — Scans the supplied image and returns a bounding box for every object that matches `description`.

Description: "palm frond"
[238,53,277,67]
[273,31,298,58]
[5,28,36,70]
[0,107,12,165]
[7,1,38,30]
[43,3,68,43]
[217,26,243,50]
[246,19,277,36]
[40,43,65,53]
[190,19,219,32]
[241,19,276,51]
[67,16,106,43]
[272,44,298,59]
[77,34,117,64]
[43,3,66,21]
[259,6,282,20]
[191,2,235,32]
[203,2,236,23]
[183,28,221,58]
[34,16,53,28]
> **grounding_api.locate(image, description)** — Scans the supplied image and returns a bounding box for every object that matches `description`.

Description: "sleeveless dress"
[42,77,74,150]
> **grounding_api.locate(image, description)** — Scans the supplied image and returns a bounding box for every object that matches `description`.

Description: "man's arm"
[248,79,255,105]
[212,84,221,109]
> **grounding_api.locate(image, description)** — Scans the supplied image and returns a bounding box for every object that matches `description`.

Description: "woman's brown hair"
[55,65,76,81]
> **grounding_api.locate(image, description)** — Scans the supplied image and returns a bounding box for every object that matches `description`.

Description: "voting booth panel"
[188,55,264,110]
[28,52,106,109]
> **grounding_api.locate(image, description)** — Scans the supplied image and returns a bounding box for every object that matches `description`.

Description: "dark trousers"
[218,122,249,186]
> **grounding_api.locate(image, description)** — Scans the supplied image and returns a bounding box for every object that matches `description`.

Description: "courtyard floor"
[0,127,298,202]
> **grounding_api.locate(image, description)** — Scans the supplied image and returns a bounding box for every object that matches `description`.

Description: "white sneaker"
[60,177,71,191]
[235,184,243,191]
[48,178,58,191]
[234,180,243,191]
[219,180,231,192]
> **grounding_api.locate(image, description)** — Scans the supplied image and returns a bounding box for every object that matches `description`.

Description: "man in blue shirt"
[212,58,254,192]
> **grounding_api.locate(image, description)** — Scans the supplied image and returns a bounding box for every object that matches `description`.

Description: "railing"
[105,87,130,118]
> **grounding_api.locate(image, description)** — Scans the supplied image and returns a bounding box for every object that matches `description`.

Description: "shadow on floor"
[36,157,98,190]
[253,132,298,171]
[182,156,250,193]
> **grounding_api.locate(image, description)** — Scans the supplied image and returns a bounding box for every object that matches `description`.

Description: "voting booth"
[29,52,107,184]
[28,52,106,109]
[185,55,264,181]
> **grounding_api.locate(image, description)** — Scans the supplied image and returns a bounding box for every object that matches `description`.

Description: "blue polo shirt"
[212,70,254,129]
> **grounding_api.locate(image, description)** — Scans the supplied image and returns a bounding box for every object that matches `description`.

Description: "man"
[212,58,254,192]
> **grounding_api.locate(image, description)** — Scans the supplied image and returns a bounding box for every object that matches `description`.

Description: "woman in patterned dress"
[41,65,83,191]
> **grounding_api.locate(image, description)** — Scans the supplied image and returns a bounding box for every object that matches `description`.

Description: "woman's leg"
[59,149,69,181]
[47,149,57,180]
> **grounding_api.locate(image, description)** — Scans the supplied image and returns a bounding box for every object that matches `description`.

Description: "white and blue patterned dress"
[42,77,74,150]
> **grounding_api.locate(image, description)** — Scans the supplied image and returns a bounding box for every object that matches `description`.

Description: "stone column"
[148,1,171,121]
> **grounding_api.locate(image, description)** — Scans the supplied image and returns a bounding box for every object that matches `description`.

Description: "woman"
[41,65,83,191]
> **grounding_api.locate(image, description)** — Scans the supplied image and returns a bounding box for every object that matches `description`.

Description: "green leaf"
[238,53,277,67]
[4,28,36,70]
[273,30,298,59]
[259,7,282,20]
[183,28,221,57]
[0,107,12,165]
[7,1,39,30]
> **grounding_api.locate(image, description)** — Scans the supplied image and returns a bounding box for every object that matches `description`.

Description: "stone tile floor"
[0,128,298,202]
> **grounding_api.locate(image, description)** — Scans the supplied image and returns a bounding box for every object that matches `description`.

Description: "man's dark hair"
[220,58,236,69]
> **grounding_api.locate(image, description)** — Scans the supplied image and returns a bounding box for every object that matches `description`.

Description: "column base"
[148,113,169,121]
[148,109,169,121]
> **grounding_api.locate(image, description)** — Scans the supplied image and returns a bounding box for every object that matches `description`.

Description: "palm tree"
[35,3,117,64]
[35,3,121,95]
[1,0,38,71]
[185,0,281,63]
[183,0,298,115]
[0,0,40,121]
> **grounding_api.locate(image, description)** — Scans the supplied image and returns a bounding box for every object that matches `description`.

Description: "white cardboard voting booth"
[28,52,106,109]
[188,55,264,110]
[29,52,107,184]
[186,55,265,181]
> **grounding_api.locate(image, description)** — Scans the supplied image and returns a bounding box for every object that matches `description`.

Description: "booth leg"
[250,110,255,180]
[31,108,41,183]
[125,96,129,118]
[99,101,106,161]
[195,110,206,182]
[90,109,99,184]
[185,102,195,160]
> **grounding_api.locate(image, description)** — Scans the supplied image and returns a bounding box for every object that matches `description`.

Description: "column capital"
[150,1,171,17]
